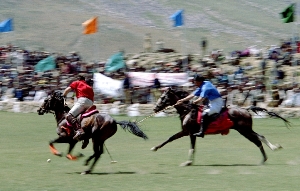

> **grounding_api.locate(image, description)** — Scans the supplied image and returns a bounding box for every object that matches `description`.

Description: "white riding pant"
[204,97,224,115]
[69,97,93,117]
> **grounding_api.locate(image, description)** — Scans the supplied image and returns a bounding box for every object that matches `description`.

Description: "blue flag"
[105,52,126,72]
[170,10,184,27]
[0,19,13,33]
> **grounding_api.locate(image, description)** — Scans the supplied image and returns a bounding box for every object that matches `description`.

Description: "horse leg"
[84,153,95,166]
[66,140,81,161]
[180,134,196,167]
[49,136,80,160]
[49,137,69,157]
[256,134,282,151]
[82,140,103,175]
[151,131,188,151]
[237,129,268,164]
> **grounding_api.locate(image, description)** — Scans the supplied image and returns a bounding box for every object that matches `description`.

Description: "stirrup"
[193,131,205,138]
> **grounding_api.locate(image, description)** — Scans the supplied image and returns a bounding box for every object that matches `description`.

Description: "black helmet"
[86,79,94,86]
[77,74,86,81]
[194,74,205,82]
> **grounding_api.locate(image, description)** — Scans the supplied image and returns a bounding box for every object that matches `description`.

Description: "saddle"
[79,105,99,120]
[65,105,99,128]
[197,106,233,135]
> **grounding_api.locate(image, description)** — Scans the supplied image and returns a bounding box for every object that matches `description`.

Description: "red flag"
[82,17,98,34]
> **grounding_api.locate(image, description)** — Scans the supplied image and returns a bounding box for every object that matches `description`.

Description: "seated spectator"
[15,87,24,101]
[33,86,47,102]
[1,83,15,101]
[23,86,36,101]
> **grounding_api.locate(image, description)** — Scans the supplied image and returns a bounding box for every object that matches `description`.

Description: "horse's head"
[37,91,67,115]
[154,87,189,113]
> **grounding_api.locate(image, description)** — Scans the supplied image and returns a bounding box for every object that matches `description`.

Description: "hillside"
[0,0,299,61]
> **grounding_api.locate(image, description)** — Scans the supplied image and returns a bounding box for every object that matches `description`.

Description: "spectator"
[123,73,132,104]
[260,58,267,76]
[1,82,15,101]
[15,86,24,101]
[151,74,161,103]
[33,86,47,102]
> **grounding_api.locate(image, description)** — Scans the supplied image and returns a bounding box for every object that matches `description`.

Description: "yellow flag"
[82,17,98,34]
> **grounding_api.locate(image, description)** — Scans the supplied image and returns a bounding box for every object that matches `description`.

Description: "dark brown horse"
[152,87,290,166]
[38,91,148,174]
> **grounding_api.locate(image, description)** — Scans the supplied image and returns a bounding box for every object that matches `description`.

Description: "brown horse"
[152,87,290,166]
[37,91,148,174]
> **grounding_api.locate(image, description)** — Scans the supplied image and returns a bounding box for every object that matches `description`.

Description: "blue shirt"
[193,81,221,101]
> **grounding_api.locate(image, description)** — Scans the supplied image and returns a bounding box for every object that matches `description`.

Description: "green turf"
[0,111,300,191]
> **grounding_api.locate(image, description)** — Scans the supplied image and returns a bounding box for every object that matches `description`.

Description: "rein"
[137,89,185,124]
[136,103,178,124]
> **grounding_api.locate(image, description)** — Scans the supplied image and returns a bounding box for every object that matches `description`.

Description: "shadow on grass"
[193,163,288,167]
[69,171,167,175]
[69,171,137,175]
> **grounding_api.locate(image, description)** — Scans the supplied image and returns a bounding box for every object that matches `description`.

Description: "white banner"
[128,72,155,87]
[128,72,188,87]
[156,73,189,86]
[93,73,123,97]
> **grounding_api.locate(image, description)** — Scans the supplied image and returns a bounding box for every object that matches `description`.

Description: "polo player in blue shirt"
[177,74,224,137]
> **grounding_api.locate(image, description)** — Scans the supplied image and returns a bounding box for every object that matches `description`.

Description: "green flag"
[34,56,56,72]
[105,52,126,72]
[280,4,295,23]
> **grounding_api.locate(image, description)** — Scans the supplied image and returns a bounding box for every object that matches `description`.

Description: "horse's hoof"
[150,147,158,152]
[260,158,268,165]
[55,152,63,157]
[81,170,91,175]
[180,161,193,167]
[77,153,85,158]
[66,154,77,160]
[275,144,283,150]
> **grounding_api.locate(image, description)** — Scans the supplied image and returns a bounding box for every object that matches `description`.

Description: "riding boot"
[66,113,85,140]
[194,112,209,138]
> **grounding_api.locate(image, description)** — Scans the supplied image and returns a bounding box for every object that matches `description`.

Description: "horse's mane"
[174,90,190,99]
[51,90,70,113]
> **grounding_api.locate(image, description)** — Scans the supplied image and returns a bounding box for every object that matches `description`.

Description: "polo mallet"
[104,144,117,164]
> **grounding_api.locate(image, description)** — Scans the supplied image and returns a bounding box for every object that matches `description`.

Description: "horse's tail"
[116,121,148,140]
[246,105,292,128]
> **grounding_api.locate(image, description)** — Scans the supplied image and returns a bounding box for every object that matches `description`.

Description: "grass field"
[0,111,300,191]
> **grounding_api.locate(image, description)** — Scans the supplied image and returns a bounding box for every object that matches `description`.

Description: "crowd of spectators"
[1,39,300,108]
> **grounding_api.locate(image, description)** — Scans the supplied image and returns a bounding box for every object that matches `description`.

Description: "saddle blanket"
[197,109,233,135]
[66,105,99,127]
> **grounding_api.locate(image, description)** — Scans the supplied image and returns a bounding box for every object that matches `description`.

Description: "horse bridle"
[155,88,180,110]
[38,92,65,114]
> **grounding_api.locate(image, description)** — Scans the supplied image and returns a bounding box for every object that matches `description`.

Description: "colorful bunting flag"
[280,4,295,23]
[0,18,13,33]
[170,10,184,27]
[105,52,126,72]
[34,56,56,72]
[82,17,98,34]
